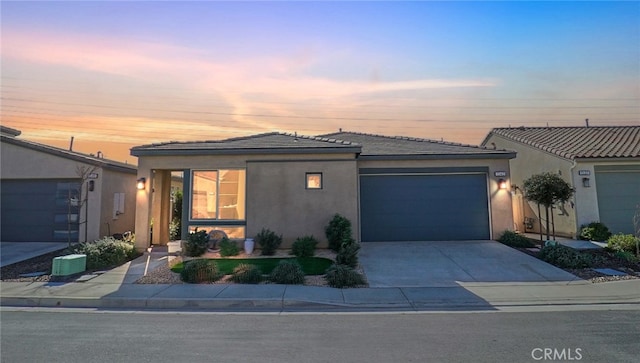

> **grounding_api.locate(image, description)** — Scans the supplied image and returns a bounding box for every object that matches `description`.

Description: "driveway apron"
[359,240,581,287]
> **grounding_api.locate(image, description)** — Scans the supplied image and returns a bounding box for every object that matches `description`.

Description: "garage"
[595,166,640,235]
[360,171,490,242]
[1,179,80,242]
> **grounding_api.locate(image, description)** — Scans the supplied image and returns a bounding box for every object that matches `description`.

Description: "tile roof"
[320,131,514,159]
[131,132,361,156]
[483,126,640,159]
[1,133,137,173]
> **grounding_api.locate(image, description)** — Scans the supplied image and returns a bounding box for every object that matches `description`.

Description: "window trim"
[189,168,246,221]
[305,172,323,190]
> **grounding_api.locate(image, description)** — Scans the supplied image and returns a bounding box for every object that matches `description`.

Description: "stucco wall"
[134,152,358,250]
[484,135,577,237]
[99,169,137,240]
[358,158,514,240]
[246,159,359,248]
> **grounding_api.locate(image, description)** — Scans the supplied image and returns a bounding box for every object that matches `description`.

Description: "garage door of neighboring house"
[359,168,491,242]
[595,165,640,235]
[1,180,81,242]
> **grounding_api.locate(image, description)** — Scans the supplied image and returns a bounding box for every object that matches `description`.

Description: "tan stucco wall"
[358,158,514,240]
[99,169,137,240]
[246,159,359,248]
[485,135,577,237]
[1,141,136,242]
[134,152,358,250]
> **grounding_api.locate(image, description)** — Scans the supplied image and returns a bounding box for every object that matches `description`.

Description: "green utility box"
[52,254,87,276]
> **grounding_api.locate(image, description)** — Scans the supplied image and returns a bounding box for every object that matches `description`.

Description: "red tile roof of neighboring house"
[482,126,640,159]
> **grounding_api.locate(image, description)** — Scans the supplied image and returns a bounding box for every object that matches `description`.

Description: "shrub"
[219,237,240,257]
[607,233,640,255]
[180,259,222,283]
[325,264,366,288]
[183,229,209,257]
[614,250,639,263]
[255,228,282,256]
[169,218,182,241]
[538,245,592,269]
[269,260,305,284]
[291,235,318,257]
[230,263,263,284]
[579,222,612,242]
[325,214,352,252]
[497,231,536,248]
[68,236,139,270]
[336,238,360,268]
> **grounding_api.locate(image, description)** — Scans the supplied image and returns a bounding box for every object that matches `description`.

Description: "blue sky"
[2,1,638,163]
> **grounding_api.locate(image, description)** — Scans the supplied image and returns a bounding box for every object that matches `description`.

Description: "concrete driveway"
[0,242,68,268]
[359,241,582,287]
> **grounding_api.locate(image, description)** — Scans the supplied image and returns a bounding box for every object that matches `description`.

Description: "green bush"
[325,214,352,252]
[538,245,592,269]
[614,250,639,263]
[183,229,209,257]
[497,231,536,248]
[325,264,366,288]
[579,222,612,242]
[255,228,282,256]
[607,233,640,254]
[291,235,318,257]
[169,218,182,241]
[336,238,360,268]
[269,260,305,284]
[68,236,139,270]
[230,263,263,284]
[219,237,240,257]
[180,259,222,283]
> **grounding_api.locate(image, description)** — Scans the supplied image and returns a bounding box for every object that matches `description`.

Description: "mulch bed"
[517,247,640,283]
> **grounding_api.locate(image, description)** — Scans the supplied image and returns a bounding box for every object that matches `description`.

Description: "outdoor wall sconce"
[136,177,146,190]
[498,179,507,190]
[88,180,95,192]
[582,177,590,188]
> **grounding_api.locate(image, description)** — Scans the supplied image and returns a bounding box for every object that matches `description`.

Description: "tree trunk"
[545,205,550,240]
[551,205,556,240]
[537,203,543,242]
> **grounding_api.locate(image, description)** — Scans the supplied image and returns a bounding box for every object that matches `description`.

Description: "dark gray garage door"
[1,180,80,242]
[360,173,490,242]
[595,166,640,234]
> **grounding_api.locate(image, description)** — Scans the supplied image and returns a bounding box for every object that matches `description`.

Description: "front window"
[191,169,245,220]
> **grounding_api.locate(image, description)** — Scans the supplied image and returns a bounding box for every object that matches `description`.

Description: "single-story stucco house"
[482,125,640,237]
[1,126,138,243]
[130,131,515,251]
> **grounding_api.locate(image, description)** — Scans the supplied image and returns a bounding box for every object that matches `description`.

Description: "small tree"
[523,172,574,240]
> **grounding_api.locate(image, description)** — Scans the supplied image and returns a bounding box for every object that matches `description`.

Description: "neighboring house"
[130,131,514,251]
[1,126,138,243]
[482,126,640,238]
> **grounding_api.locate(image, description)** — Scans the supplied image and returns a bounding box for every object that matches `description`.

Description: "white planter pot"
[244,238,255,255]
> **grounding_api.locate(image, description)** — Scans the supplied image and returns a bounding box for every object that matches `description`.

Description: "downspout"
[569,158,578,238]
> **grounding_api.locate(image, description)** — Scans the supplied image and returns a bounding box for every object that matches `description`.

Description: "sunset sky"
[2,1,639,164]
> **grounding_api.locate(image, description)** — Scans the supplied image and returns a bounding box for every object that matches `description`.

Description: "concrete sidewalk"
[2,252,639,311]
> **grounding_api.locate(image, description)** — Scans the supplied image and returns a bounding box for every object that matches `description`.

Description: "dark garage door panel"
[595,171,640,235]
[360,174,490,242]
[1,180,80,242]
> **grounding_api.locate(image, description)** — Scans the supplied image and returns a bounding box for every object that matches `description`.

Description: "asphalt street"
[1,308,639,363]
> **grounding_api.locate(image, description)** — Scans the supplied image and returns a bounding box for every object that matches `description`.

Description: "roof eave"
[131,146,362,157]
[358,152,516,160]
[2,135,137,173]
